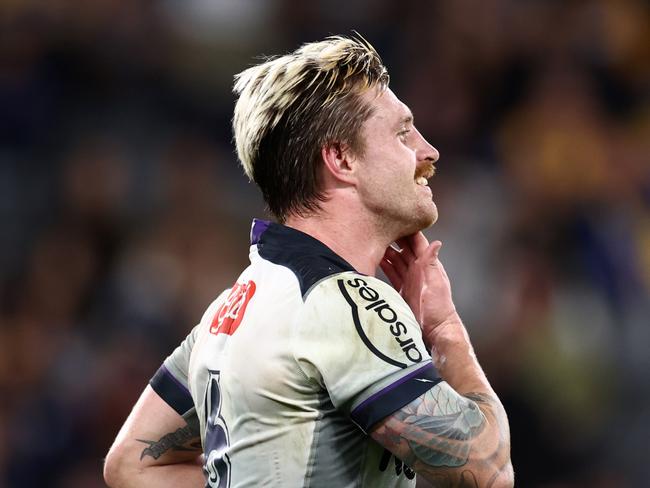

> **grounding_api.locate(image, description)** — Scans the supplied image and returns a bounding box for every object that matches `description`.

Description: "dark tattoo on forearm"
[137,417,202,461]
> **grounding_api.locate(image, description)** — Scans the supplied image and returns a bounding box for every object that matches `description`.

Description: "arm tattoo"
[374,384,511,487]
[373,383,494,472]
[137,413,202,461]
[391,384,486,468]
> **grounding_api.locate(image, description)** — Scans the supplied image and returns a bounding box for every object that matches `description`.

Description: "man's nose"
[416,132,439,163]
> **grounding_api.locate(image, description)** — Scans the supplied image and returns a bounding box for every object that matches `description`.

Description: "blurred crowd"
[1,1,648,487]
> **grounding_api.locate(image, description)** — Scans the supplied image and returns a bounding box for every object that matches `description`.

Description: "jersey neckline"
[250,218,357,297]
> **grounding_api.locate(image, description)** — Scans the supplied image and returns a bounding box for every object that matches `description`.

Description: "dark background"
[1,1,649,487]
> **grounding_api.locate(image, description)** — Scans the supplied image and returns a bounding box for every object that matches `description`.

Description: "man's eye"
[398,129,410,138]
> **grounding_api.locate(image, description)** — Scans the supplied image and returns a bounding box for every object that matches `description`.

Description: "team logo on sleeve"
[210,281,256,336]
[338,277,423,368]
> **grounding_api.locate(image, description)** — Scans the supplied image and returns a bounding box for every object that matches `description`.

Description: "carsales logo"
[338,277,422,368]
[210,281,256,336]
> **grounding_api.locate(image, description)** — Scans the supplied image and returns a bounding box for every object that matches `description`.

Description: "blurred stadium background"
[1,1,649,486]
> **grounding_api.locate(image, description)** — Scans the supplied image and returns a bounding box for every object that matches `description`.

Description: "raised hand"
[380,232,457,348]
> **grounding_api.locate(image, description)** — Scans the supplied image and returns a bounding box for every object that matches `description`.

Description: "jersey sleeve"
[149,325,199,416]
[293,273,442,434]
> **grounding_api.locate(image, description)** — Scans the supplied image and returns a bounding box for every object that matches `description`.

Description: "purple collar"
[250,219,272,245]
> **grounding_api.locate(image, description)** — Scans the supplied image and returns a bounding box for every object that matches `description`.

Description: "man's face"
[354,88,439,237]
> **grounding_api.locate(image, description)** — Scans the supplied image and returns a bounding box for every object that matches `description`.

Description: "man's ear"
[321,142,357,185]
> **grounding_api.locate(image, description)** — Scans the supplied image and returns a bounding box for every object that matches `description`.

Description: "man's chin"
[398,206,438,237]
[418,215,437,232]
[379,201,438,238]
[417,203,438,230]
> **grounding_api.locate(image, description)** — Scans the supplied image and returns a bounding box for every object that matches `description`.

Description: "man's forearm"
[427,314,493,396]
[425,314,513,486]
[379,234,513,485]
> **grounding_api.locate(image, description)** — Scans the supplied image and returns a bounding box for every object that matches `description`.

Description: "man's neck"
[284,210,392,277]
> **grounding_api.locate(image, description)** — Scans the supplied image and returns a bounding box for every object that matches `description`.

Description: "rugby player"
[104,35,513,487]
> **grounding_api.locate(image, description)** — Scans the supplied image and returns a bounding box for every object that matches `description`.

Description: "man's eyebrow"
[398,113,414,127]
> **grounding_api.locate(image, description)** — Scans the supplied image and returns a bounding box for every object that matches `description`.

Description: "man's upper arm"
[370,381,513,487]
[104,385,203,488]
[107,385,201,467]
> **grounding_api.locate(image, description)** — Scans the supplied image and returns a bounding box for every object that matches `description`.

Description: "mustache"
[415,163,436,180]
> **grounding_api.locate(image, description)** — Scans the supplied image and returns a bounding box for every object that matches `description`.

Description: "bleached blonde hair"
[232,35,389,222]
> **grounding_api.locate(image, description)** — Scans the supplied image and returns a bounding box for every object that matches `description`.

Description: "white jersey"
[150,219,441,487]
